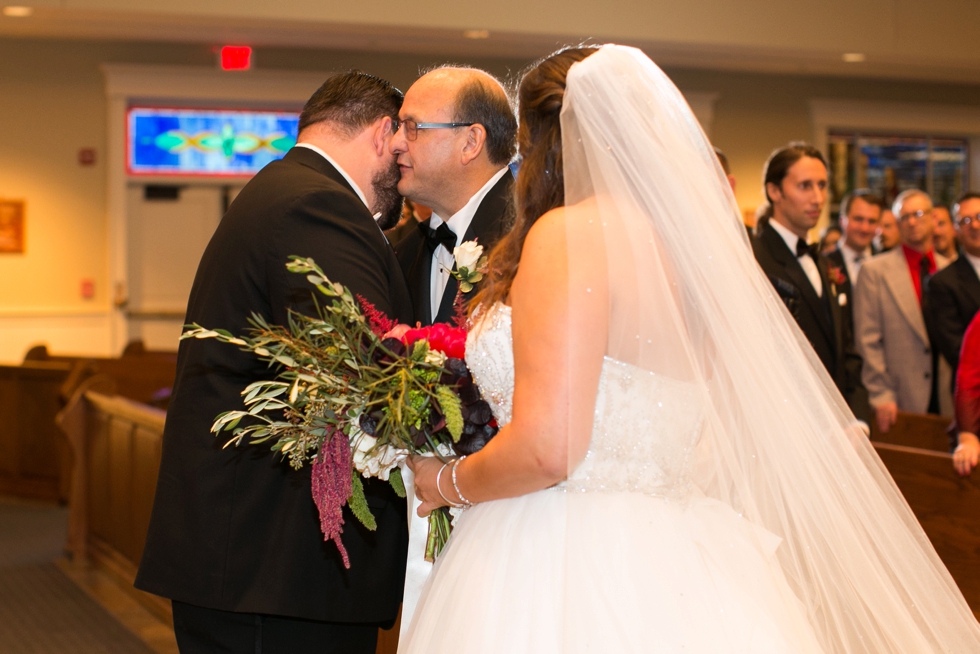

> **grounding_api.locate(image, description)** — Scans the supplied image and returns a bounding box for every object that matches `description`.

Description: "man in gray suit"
[854,189,951,433]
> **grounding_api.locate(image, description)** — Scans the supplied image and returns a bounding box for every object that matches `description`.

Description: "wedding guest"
[953,311,980,476]
[714,146,736,192]
[391,66,516,326]
[933,204,959,261]
[874,208,900,252]
[752,143,863,411]
[819,224,842,255]
[928,192,980,380]
[384,198,432,246]
[134,72,413,654]
[854,189,951,432]
[828,190,883,288]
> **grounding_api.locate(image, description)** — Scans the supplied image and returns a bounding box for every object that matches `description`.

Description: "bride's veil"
[560,45,980,652]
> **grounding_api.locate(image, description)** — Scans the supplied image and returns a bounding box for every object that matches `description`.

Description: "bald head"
[390,66,516,217]
[417,67,516,165]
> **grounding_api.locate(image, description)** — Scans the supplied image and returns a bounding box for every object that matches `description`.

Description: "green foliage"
[435,385,464,442]
[348,471,376,531]
[388,466,406,498]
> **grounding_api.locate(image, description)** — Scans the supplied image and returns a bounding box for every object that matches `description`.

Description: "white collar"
[428,167,509,243]
[839,241,871,264]
[295,143,371,212]
[769,218,805,255]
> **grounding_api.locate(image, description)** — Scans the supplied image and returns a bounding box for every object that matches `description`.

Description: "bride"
[402,45,980,652]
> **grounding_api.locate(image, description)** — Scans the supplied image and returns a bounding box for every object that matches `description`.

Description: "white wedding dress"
[400,304,826,653]
[401,45,980,653]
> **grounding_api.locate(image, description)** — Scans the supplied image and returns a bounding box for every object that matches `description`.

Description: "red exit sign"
[220,46,252,71]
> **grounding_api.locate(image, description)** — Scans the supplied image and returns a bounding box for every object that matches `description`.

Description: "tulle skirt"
[399,488,827,653]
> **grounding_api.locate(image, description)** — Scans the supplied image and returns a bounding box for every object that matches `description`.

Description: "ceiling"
[2,5,980,85]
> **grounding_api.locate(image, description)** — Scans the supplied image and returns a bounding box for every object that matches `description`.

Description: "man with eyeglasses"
[928,192,980,387]
[390,66,516,326]
[854,189,953,433]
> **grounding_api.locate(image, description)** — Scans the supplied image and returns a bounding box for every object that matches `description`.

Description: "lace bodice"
[466,304,705,500]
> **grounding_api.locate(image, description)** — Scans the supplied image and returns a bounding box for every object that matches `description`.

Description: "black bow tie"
[421,221,457,255]
[796,239,812,259]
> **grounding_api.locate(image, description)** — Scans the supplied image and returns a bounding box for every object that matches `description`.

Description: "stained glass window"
[828,133,968,212]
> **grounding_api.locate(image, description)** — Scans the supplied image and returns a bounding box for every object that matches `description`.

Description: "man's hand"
[953,432,980,477]
[875,402,898,434]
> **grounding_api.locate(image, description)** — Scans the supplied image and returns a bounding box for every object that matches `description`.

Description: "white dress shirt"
[427,167,509,322]
[295,143,371,211]
[770,219,823,297]
[838,241,872,286]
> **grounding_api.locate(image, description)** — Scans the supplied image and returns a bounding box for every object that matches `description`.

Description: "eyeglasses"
[898,209,930,223]
[393,119,475,141]
[956,213,980,227]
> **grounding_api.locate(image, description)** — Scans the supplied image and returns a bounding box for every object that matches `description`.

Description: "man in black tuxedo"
[753,143,868,421]
[390,67,516,325]
[134,72,413,654]
[929,192,980,380]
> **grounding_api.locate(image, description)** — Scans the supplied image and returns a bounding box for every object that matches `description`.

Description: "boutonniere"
[450,240,488,293]
[827,265,847,288]
[826,264,847,303]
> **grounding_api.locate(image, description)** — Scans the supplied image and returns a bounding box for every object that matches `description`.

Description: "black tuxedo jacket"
[394,173,514,326]
[752,220,866,414]
[825,248,854,334]
[928,254,980,373]
[135,147,413,624]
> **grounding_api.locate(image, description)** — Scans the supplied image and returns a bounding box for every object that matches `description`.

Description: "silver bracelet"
[435,462,463,508]
[451,456,473,507]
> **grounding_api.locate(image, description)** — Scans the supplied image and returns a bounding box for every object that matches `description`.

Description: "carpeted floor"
[0,497,156,653]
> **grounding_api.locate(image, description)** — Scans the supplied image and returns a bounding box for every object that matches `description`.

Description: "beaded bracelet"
[435,461,465,508]
[451,456,473,507]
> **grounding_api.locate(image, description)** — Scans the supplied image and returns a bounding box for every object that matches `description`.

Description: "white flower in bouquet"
[350,425,408,481]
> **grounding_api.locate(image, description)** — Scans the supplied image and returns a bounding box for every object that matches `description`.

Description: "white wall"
[3,36,980,361]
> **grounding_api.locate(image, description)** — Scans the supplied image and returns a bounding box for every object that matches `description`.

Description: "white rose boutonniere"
[451,240,488,293]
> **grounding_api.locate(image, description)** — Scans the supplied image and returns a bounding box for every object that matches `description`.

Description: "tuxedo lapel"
[881,251,929,343]
[958,256,980,310]
[761,226,835,343]
[432,173,514,324]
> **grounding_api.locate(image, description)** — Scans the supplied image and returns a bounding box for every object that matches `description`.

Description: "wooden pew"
[873,443,980,617]
[57,383,170,622]
[57,385,402,653]
[871,410,952,453]
[0,360,73,501]
[871,412,980,618]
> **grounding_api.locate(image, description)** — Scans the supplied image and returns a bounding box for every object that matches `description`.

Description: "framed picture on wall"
[0,199,25,254]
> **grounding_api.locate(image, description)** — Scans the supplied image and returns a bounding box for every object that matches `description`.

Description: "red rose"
[400,323,467,359]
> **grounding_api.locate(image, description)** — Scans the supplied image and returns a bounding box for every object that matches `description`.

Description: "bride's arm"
[411,206,608,513]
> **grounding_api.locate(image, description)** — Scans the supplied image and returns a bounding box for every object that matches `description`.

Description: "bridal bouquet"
[182,256,498,567]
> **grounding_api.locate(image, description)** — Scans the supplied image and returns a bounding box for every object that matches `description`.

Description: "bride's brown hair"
[471,46,600,313]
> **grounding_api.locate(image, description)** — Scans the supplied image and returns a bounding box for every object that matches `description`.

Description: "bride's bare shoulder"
[524,199,601,251]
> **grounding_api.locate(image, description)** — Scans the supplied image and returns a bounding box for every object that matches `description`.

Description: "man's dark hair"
[714,147,731,175]
[452,73,518,166]
[953,191,980,219]
[299,71,403,135]
[839,188,885,220]
[762,142,827,204]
